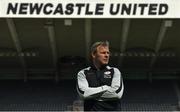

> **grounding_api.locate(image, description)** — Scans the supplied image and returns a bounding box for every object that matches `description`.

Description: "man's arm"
[101,68,124,99]
[77,70,110,99]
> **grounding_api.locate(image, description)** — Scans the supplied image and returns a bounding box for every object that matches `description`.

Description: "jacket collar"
[90,64,107,71]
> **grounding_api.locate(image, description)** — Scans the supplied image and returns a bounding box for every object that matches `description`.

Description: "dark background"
[0,18,179,111]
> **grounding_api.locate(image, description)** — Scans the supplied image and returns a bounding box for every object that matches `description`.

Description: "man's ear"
[91,52,96,59]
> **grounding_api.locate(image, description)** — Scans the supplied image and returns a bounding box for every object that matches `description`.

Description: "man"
[77,41,124,111]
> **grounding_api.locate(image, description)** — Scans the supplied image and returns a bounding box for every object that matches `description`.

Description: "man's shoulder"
[106,66,121,73]
[78,67,91,73]
[106,66,120,70]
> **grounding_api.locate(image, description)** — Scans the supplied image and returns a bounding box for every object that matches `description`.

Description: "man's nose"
[105,53,109,57]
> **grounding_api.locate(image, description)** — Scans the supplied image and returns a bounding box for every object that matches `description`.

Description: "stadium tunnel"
[0,18,180,111]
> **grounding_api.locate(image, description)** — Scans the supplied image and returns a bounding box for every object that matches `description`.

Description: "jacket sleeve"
[77,70,110,99]
[100,68,124,99]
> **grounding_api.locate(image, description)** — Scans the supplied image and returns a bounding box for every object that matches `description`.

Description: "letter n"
[7,3,18,14]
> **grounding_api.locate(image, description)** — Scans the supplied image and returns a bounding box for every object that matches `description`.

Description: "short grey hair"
[90,41,109,55]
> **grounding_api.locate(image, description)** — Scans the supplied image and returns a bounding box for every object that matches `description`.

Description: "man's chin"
[102,62,108,65]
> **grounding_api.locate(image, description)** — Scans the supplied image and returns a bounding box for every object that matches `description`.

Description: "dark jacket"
[77,65,124,111]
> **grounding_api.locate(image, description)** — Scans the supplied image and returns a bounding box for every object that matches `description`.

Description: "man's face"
[92,45,110,66]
